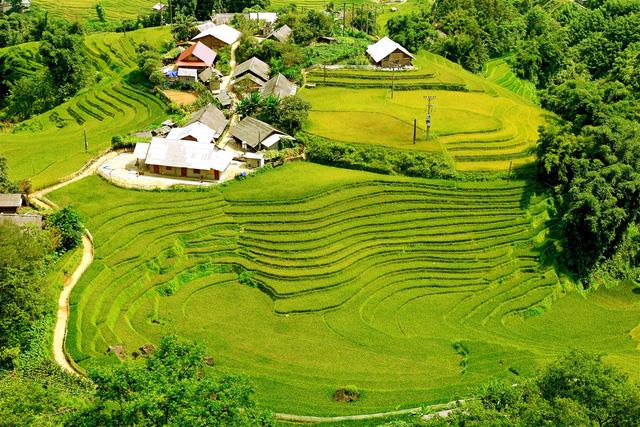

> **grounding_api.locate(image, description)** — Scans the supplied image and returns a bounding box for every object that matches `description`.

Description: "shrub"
[45,206,84,252]
[300,134,457,180]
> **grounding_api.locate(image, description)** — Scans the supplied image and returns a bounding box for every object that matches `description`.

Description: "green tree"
[171,13,195,42]
[386,11,436,52]
[0,155,17,193]
[45,206,84,252]
[0,223,54,367]
[276,95,310,134]
[95,3,107,22]
[38,20,90,100]
[71,336,273,426]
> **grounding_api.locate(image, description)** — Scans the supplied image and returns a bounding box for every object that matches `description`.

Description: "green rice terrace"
[49,163,640,415]
[0,27,170,189]
[32,0,153,21]
[301,52,549,172]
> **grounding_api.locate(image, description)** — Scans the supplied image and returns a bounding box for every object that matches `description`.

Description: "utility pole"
[508,161,513,181]
[342,3,346,36]
[413,118,417,144]
[391,62,397,98]
[425,95,436,141]
[324,62,327,84]
[84,128,88,153]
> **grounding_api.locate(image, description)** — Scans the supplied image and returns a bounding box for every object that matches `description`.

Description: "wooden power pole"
[425,95,436,141]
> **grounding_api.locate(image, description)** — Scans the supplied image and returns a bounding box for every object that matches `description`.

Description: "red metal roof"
[176,42,217,68]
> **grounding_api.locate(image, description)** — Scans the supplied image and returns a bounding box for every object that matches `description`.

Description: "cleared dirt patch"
[162,89,198,106]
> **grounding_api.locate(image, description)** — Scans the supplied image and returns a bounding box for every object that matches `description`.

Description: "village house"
[260,73,297,99]
[211,12,278,26]
[366,36,414,68]
[176,42,217,70]
[266,25,292,43]
[0,193,22,214]
[189,104,228,140]
[230,116,291,152]
[192,24,242,50]
[167,122,216,144]
[0,194,42,227]
[232,57,271,92]
[177,67,198,82]
[134,138,234,181]
[217,90,233,108]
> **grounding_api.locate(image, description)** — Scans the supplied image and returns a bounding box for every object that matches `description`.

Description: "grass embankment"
[49,163,640,416]
[0,27,170,189]
[32,0,151,21]
[301,52,549,173]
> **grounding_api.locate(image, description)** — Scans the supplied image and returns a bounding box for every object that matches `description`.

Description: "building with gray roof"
[260,73,297,99]
[229,116,291,151]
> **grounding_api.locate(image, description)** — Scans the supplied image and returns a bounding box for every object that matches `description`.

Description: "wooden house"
[266,25,292,43]
[167,122,216,144]
[134,138,234,181]
[232,57,270,92]
[188,104,228,140]
[192,24,241,50]
[229,116,291,152]
[260,73,297,99]
[366,36,414,68]
[0,194,22,214]
[176,42,217,70]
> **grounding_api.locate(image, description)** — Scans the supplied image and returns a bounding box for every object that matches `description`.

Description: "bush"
[45,206,84,252]
[300,134,457,180]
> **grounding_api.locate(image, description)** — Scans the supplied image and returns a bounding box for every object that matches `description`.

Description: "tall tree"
[71,336,273,426]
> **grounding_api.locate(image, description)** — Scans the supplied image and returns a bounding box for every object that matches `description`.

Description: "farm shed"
[266,25,292,43]
[0,213,42,227]
[192,24,242,50]
[176,42,217,70]
[177,67,198,82]
[244,152,265,168]
[216,90,232,108]
[230,116,291,152]
[366,36,414,68]
[189,105,228,139]
[167,122,216,144]
[260,73,297,99]
[212,13,234,25]
[152,2,164,11]
[0,193,22,213]
[135,138,234,181]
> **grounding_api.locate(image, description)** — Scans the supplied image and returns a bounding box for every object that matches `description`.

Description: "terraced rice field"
[0,27,170,189]
[49,163,640,415]
[302,53,548,172]
[32,0,152,21]
[484,57,539,104]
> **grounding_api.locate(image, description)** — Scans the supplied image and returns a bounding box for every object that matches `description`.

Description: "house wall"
[0,206,19,214]
[145,164,223,180]
[199,35,227,50]
[379,50,412,68]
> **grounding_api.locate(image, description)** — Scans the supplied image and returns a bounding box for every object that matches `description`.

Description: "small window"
[193,168,200,174]
[166,166,172,171]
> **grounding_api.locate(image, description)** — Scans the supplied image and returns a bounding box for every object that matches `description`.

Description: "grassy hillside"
[301,52,549,172]
[49,164,640,415]
[32,0,152,21]
[0,27,171,189]
[483,57,539,104]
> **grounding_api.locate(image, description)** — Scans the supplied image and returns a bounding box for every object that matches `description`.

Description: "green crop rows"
[300,52,548,172]
[0,27,170,189]
[49,163,640,415]
[32,0,152,21]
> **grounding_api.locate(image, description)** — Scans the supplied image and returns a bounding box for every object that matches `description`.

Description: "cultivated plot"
[49,163,640,415]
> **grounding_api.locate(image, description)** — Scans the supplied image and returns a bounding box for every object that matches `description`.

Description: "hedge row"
[299,133,457,180]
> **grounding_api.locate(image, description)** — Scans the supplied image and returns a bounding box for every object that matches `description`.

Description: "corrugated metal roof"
[189,104,228,137]
[145,138,233,171]
[233,57,270,82]
[217,91,232,107]
[0,193,22,207]
[246,12,278,23]
[366,36,414,64]
[177,68,198,78]
[133,143,150,159]
[176,42,217,67]
[267,25,292,43]
[260,73,297,99]
[167,122,216,144]
[193,24,241,46]
[230,116,288,149]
